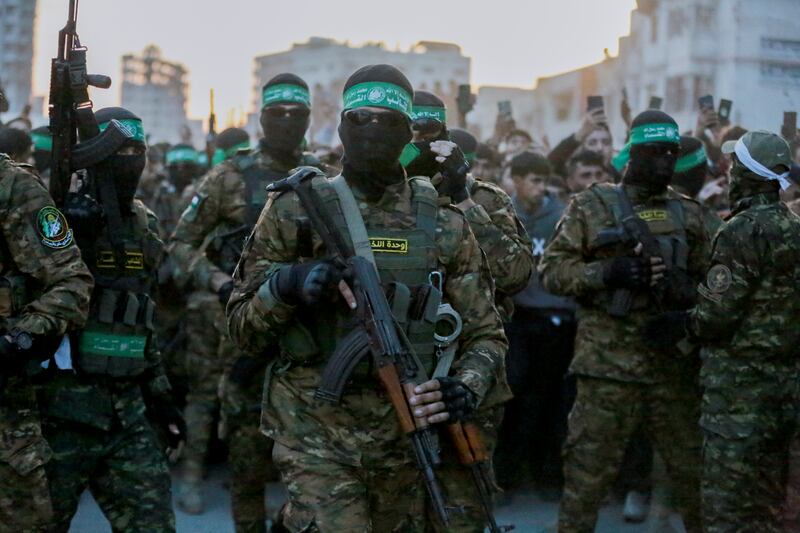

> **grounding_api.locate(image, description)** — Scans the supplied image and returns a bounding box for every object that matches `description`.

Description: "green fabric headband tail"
[262,84,311,108]
[31,132,52,152]
[223,141,250,160]
[343,82,413,118]
[463,151,476,165]
[99,118,146,144]
[166,147,199,165]
[675,146,708,174]
[612,142,631,172]
[629,123,680,146]
[412,106,446,123]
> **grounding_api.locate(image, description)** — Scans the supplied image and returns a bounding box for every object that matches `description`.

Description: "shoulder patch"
[182,193,208,222]
[36,206,73,249]
[706,264,732,294]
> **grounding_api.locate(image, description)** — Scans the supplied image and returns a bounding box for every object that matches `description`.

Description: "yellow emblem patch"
[637,210,668,221]
[370,237,408,254]
[97,251,145,270]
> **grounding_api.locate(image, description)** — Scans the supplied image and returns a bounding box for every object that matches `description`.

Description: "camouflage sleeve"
[685,202,716,280]
[170,165,236,290]
[1,169,93,336]
[226,192,300,354]
[141,205,171,395]
[688,217,760,342]
[539,195,606,297]
[441,209,509,405]
[468,184,533,296]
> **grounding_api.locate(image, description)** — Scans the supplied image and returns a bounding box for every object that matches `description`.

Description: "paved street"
[69,465,688,533]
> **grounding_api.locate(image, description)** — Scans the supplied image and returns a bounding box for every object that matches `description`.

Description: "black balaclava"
[95,107,147,212]
[30,126,52,173]
[672,136,707,198]
[449,128,478,164]
[0,127,32,161]
[338,64,413,198]
[623,110,680,197]
[166,144,200,190]
[259,73,310,158]
[404,91,448,178]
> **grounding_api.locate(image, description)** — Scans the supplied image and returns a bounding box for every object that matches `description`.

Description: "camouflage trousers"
[42,417,175,533]
[273,440,425,533]
[219,335,274,533]
[558,376,702,533]
[182,290,225,478]
[0,391,53,533]
[701,376,798,533]
[424,406,504,533]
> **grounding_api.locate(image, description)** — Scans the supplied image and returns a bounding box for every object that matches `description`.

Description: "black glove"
[146,394,186,451]
[228,355,262,387]
[642,311,690,352]
[438,145,470,203]
[0,330,33,373]
[63,192,105,244]
[602,256,651,290]
[438,377,477,422]
[271,260,346,306]
[218,280,234,307]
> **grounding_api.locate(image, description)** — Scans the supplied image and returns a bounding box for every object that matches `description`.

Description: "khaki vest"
[280,176,442,374]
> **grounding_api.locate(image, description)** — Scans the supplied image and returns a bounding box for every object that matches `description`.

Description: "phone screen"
[698,94,715,111]
[648,96,663,110]
[587,95,604,113]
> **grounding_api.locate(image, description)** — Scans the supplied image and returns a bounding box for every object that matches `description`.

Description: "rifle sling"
[329,174,377,268]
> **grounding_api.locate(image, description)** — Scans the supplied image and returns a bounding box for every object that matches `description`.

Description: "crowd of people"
[0,58,799,533]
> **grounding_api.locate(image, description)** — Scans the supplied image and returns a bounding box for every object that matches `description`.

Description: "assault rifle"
[595,187,694,317]
[206,89,217,169]
[48,0,131,207]
[266,167,510,532]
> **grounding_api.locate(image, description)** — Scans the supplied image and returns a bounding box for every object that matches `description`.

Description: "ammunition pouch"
[74,287,156,377]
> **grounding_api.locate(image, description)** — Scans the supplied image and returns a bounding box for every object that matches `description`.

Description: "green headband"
[262,84,310,108]
[612,142,631,172]
[629,122,680,146]
[675,146,708,174]
[463,151,476,165]
[99,118,146,144]
[343,82,413,118]
[412,105,446,123]
[223,141,250,160]
[166,147,199,165]
[31,132,52,152]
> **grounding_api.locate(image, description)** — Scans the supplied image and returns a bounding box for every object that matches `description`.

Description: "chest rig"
[591,185,689,310]
[74,203,162,377]
[281,176,443,376]
[208,154,294,274]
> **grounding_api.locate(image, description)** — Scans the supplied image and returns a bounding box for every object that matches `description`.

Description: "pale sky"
[33,0,637,121]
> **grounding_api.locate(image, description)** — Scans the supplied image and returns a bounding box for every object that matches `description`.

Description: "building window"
[668,9,686,38]
[695,5,716,29]
[665,76,688,112]
[761,38,800,62]
[761,62,800,86]
[554,91,573,122]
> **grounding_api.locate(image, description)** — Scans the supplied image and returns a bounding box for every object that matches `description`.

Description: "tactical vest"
[208,154,296,274]
[590,185,689,310]
[74,202,162,377]
[279,176,442,375]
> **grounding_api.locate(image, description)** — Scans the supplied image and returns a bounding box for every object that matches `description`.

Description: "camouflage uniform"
[39,199,177,533]
[0,155,92,533]
[426,176,531,533]
[687,190,800,533]
[227,173,508,533]
[171,147,318,531]
[539,183,714,533]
